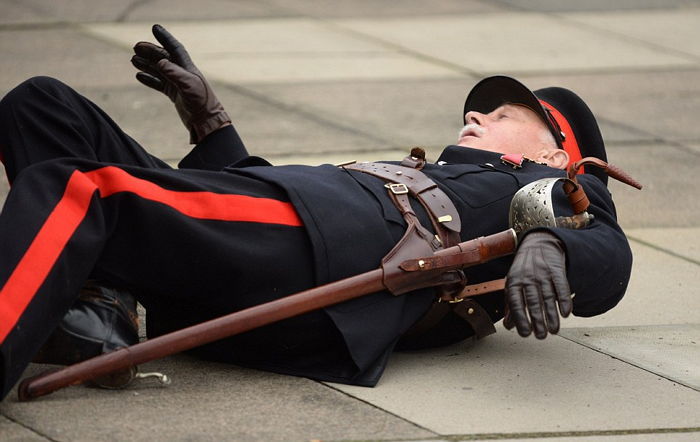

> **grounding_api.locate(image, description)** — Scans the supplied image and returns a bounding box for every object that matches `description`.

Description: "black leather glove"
[131,24,230,144]
[504,231,573,339]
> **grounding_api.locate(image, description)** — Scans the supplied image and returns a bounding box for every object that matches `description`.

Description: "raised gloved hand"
[503,231,573,339]
[131,24,230,144]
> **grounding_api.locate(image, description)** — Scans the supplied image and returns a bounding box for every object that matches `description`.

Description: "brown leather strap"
[452,300,497,338]
[449,278,506,301]
[344,162,461,249]
[400,147,427,169]
[402,278,504,340]
[344,155,498,340]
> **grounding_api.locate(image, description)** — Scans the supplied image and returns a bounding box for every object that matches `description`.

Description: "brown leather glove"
[131,24,230,144]
[503,231,573,339]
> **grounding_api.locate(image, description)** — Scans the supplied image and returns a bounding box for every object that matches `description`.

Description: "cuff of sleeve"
[179,125,248,171]
[189,111,231,144]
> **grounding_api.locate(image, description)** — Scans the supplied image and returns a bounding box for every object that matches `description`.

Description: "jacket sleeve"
[545,175,633,317]
[178,125,250,171]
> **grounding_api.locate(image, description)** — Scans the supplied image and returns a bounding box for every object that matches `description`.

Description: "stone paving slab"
[84,20,384,55]
[73,82,390,162]
[0,415,48,441]
[473,431,700,441]
[0,0,47,25]
[244,70,690,153]
[562,240,699,328]
[0,0,134,24]
[1,357,435,442]
[247,77,476,152]
[243,69,698,152]
[605,144,700,229]
[0,27,134,93]
[563,9,700,59]
[331,13,696,75]
[626,227,700,263]
[495,0,700,12]
[329,327,700,435]
[559,325,700,391]
[508,70,700,144]
[263,0,505,18]
[204,52,462,85]
[83,21,464,85]
[124,0,297,22]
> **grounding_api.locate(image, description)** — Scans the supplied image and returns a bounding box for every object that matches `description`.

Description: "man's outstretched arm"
[131,24,250,170]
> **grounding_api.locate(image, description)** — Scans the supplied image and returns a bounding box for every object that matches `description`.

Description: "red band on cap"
[538,99,582,171]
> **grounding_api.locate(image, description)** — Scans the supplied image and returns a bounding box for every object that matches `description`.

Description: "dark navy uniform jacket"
[179,126,633,387]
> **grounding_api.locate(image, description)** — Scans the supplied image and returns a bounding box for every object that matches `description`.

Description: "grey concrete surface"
[626,227,700,262]
[1,358,434,442]
[329,327,700,434]
[1,0,699,441]
[560,242,699,328]
[0,415,48,441]
[560,325,700,390]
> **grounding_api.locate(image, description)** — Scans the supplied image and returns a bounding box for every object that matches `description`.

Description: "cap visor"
[463,75,549,126]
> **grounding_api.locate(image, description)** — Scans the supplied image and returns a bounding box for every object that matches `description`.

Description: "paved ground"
[1,0,699,441]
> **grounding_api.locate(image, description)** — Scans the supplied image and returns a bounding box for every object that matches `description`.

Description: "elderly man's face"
[458,104,557,158]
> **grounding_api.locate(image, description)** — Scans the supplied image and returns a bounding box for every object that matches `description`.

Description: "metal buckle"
[385,183,409,195]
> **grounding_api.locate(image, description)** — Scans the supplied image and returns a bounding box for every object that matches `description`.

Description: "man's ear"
[539,149,570,169]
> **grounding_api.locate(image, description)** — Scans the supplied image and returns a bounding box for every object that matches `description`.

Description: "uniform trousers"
[0,77,353,399]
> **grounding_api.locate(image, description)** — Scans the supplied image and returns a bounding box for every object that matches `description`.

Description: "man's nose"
[465,111,486,125]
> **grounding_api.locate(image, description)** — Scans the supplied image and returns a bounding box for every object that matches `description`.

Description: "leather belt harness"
[343,150,497,339]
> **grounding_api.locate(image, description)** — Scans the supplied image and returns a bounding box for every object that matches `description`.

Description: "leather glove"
[131,24,230,144]
[503,231,573,339]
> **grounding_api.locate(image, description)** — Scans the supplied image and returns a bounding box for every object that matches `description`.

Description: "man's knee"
[0,76,72,111]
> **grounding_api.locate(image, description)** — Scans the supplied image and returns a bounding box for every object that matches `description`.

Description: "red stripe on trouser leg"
[0,171,96,342]
[84,166,303,225]
[0,166,303,344]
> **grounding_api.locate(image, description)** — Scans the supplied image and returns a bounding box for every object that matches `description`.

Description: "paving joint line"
[251,4,483,79]
[115,0,152,23]
[548,10,700,65]
[474,3,700,66]
[0,411,57,441]
[314,18,483,78]
[318,381,441,440]
[596,115,700,156]
[216,81,398,146]
[483,64,700,78]
[438,427,700,441]
[322,426,700,442]
[0,21,74,31]
[257,5,700,78]
[557,334,699,392]
[627,235,700,266]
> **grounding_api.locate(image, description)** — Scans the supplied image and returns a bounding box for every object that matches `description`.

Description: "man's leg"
[0,77,174,365]
[0,76,169,183]
[0,159,339,400]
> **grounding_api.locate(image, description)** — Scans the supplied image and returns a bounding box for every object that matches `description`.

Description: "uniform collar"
[436,145,504,165]
[436,145,559,176]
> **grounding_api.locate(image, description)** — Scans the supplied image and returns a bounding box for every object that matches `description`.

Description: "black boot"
[34,281,140,365]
